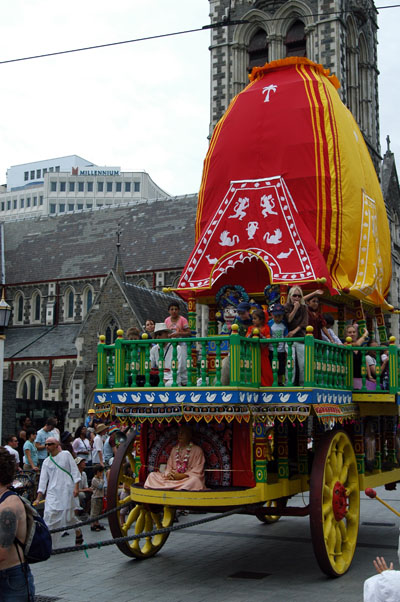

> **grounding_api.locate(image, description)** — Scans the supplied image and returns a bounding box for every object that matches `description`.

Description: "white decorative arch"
[136,278,150,289]
[232,9,273,46]
[17,369,45,400]
[100,312,121,345]
[274,1,314,36]
[231,9,273,99]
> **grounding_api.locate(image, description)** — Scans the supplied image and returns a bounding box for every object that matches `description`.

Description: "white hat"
[153,323,171,335]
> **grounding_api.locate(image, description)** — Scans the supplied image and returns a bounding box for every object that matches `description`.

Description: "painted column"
[207,303,217,382]
[276,422,289,480]
[337,305,346,341]
[297,425,308,475]
[374,307,388,343]
[353,420,365,476]
[188,296,197,385]
[114,330,125,388]
[254,422,268,483]
[97,335,107,387]
[354,300,367,337]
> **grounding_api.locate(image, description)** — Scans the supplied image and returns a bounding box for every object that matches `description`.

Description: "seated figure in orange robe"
[144,425,206,491]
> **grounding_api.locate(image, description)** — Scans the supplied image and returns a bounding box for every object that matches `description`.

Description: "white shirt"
[4,445,20,464]
[364,570,400,602]
[150,342,184,385]
[38,450,81,511]
[72,437,92,462]
[92,434,104,464]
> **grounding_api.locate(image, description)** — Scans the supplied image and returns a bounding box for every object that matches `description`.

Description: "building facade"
[3,195,197,433]
[209,0,380,169]
[2,0,400,435]
[0,155,170,220]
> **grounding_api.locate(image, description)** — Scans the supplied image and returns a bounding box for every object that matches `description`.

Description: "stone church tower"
[209,0,380,169]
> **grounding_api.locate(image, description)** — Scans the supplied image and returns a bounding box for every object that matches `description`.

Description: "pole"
[0,334,5,444]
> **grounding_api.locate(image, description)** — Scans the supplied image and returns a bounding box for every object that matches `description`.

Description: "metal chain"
[49,498,135,533]
[51,505,248,554]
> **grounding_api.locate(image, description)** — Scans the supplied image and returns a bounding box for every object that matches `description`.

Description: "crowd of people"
[216,286,390,389]
[0,410,133,552]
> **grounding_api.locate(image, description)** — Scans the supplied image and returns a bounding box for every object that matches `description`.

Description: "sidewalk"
[31,489,400,602]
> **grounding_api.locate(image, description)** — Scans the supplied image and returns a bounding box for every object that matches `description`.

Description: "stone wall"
[2,380,17,440]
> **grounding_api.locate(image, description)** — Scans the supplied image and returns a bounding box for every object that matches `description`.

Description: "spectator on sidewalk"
[35,418,60,467]
[74,457,92,515]
[22,428,39,473]
[92,424,108,467]
[72,425,92,465]
[3,435,21,469]
[17,416,32,463]
[61,431,76,458]
[90,464,106,532]
[34,437,82,548]
[103,426,118,467]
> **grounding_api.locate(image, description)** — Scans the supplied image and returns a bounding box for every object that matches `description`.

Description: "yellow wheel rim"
[107,429,175,559]
[124,504,175,558]
[310,430,360,576]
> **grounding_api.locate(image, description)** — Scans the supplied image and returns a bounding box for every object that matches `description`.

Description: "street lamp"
[0,288,12,443]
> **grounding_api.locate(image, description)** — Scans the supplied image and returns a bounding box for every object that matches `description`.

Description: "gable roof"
[123,282,187,327]
[5,324,80,359]
[4,195,197,284]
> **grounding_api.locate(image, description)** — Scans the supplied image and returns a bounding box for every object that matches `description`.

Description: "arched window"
[248,29,268,72]
[64,287,75,320]
[104,317,119,345]
[18,372,45,400]
[137,279,149,289]
[29,376,36,400]
[14,292,24,324]
[285,20,306,57]
[346,17,359,121]
[82,286,94,317]
[358,34,370,138]
[31,291,41,323]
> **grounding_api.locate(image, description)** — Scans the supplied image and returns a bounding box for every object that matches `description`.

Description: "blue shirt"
[35,428,59,460]
[23,440,39,467]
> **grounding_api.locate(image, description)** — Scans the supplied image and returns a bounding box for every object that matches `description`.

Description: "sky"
[0,1,398,197]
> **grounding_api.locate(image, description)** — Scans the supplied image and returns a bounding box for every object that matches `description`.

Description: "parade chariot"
[95,58,400,577]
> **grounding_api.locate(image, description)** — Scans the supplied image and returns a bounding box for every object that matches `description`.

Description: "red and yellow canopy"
[177,58,391,306]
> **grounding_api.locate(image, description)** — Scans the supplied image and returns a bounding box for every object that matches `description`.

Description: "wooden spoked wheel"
[310,430,360,577]
[256,498,287,524]
[107,429,175,559]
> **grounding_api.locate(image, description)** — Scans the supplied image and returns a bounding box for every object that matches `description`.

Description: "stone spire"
[113,222,126,282]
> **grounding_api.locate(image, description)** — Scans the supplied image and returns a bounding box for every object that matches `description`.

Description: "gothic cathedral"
[209,0,380,170]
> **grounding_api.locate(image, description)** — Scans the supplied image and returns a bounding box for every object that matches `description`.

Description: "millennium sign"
[71,167,120,176]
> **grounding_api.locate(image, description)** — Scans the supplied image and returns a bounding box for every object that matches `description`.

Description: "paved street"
[32,486,400,602]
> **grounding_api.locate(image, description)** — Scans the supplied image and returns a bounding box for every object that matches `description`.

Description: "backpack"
[0,489,52,563]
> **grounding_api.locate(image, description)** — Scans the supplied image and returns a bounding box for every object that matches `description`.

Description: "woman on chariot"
[144,425,206,491]
[245,308,273,387]
[345,323,369,390]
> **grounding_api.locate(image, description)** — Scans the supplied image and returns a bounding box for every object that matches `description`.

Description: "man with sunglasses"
[34,438,81,549]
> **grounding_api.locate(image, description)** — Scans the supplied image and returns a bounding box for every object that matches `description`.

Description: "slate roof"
[123,282,187,327]
[382,150,400,206]
[4,195,197,284]
[6,325,80,359]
